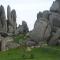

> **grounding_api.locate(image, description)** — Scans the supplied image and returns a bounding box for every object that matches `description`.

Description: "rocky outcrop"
[0,5,18,51]
[29,0,60,46]
[22,21,29,34]
[37,12,43,20]
[47,0,60,45]
[0,5,7,33]
[7,5,13,33]
[0,5,17,35]
[11,10,17,34]
[16,21,29,34]
[49,12,60,32]
[25,38,38,47]
[50,0,60,13]
[30,11,51,43]
[16,25,23,34]
[7,5,17,35]
[0,36,20,51]
[48,30,60,45]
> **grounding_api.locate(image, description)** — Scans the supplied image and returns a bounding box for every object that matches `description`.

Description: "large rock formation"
[0,5,18,51]
[49,12,60,32]
[47,0,60,45]
[0,36,19,51]
[11,10,17,34]
[7,5,17,35]
[50,0,60,13]
[7,5,11,23]
[22,21,29,34]
[7,5,13,34]
[48,29,60,45]
[30,11,51,43]
[16,21,29,34]
[29,0,60,46]
[37,12,43,20]
[0,5,7,33]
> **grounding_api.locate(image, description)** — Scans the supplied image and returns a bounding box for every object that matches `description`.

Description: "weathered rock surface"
[47,0,60,45]
[25,38,38,47]
[7,5,17,35]
[29,0,60,46]
[1,0,60,50]
[7,5,13,33]
[48,29,60,45]
[16,25,23,34]
[0,36,20,51]
[0,5,19,51]
[30,11,51,43]
[16,21,29,34]
[11,10,17,34]
[43,10,51,19]
[0,5,7,33]
[22,21,29,33]
[50,0,60,13]
[37,12,43,19]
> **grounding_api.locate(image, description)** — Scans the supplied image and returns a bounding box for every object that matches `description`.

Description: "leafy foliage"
[13,34,28,43]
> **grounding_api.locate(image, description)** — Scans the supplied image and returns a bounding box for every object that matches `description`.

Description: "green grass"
[7,34,60,60]
[0,47,60,60]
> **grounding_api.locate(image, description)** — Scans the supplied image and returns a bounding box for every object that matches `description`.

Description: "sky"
[0,0,55,30]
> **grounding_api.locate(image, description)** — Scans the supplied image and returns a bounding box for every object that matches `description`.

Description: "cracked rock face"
[30,17,51,43]
[29,0,60,46]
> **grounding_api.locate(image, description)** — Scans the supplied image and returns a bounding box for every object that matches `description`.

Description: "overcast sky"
[0,0,55,30]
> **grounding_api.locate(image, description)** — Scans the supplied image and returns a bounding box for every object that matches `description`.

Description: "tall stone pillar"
[11,9,17,34]
[7,5,11,22]
[7,5,14,34]
[0,5,7,33]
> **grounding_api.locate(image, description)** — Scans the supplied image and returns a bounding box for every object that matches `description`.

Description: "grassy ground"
[0,47,60,60]
[1,34,60,60]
